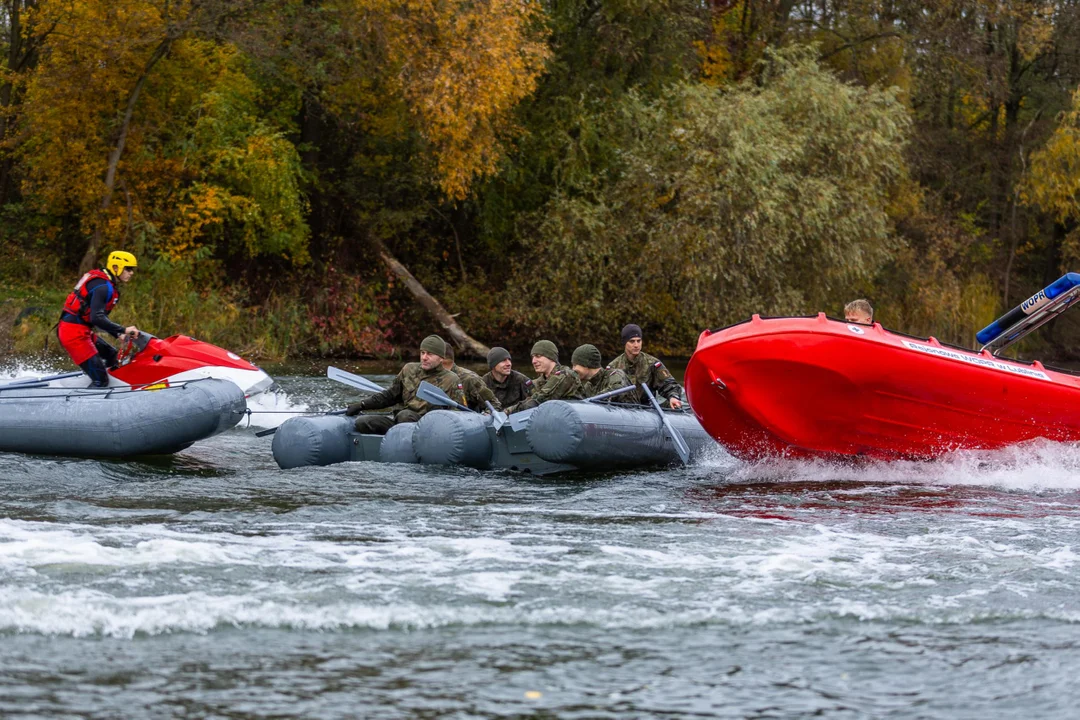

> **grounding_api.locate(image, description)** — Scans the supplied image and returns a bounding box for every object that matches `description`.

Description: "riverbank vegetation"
[3,0,1080,361]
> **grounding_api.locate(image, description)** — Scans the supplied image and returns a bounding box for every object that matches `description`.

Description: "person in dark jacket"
[57,251,140,387]
[504,340,584,414]
[571,344,632,399]
[345,335,464,434]
[481,347,532,408]
[607,324,683,409]
[440,343,503,411]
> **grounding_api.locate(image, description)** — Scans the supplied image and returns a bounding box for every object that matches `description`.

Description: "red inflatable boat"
[685,276,1080,460]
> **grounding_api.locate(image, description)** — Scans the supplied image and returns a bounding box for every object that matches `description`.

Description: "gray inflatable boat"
[272,400,715,475]
[0,378,246,457]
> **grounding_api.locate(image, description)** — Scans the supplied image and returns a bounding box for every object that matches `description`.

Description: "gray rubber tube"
[412,410,492,468]
[380,422,419,464]
[0,378,246,458]
[526,400,715,468]
[272,415,353,469]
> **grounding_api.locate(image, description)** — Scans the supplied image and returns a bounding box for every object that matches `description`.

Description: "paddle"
[582,384,639,403]
[413,380,469,410]
[641,384,691,465]
[414,381,510,431]
[0,370,85,390]
[484,401,508,432]
[327,366,384,394]
[257,367,384,438]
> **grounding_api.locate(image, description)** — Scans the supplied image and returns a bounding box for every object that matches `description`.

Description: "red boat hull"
[684,314,1080,460]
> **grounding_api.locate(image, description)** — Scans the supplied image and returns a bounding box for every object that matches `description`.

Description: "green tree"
[503,49,911,354]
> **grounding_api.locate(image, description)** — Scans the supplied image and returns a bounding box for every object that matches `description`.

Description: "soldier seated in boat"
[482,347,532,408]
[504,340,584,414]
[571,344,632,399]
[608,324,684,409]
[440,343,503,411]
[345,334,464,434]
[844,299,874,325]
[57,250,141,387]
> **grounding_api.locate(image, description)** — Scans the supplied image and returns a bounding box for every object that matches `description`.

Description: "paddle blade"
[327,366,383,394]
[417,380,472,412]
[485,401,507,432]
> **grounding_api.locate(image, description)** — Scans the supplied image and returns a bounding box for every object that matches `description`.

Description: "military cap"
[420,335,447,357]
[621,324,643,343]
[530,340,559,362]
[571,344,602,369]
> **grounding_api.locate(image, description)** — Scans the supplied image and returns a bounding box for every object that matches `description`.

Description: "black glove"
[345,401,366,416]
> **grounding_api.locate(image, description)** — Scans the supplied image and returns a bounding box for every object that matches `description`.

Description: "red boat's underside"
[684,314,1080,461]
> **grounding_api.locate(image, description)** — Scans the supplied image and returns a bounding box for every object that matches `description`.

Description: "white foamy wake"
[0,360,69,382]
[242,388,312,428]
[4,514,1080,637]
[712,440,1080,493]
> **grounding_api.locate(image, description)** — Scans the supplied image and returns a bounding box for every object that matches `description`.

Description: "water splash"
[719,439,1080,492]
[242,388,311,429]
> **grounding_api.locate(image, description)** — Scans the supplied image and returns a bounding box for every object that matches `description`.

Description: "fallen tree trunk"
[374,239,490,358]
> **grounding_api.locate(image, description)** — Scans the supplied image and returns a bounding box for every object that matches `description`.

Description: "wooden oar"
[641,384,691,465]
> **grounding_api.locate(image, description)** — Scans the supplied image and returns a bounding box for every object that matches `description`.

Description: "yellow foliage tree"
[325,0,550,200]
[1022,86,1080,265]
[19,0,308,271]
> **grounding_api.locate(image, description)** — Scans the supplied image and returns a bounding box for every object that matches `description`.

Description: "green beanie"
[420,335,446,357]
[530,339,559,362]
[571,344,602,369]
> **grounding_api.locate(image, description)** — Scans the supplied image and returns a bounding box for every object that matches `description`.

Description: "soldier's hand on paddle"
[345,402,366,416]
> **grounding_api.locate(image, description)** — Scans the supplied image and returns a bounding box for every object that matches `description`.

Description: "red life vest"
[61,269,119,325]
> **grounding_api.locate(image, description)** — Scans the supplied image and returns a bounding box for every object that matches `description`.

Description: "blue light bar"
[977,272,1080,345]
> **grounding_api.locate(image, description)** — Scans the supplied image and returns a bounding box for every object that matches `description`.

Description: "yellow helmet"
[105,251,138,277]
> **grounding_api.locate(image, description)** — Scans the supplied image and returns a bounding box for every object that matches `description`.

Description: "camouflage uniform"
[505,364,584,414]
[607,351,682,406]
[352,362,464,434]
[451,362,503,411]
[582,366,633,400]
[482,369,533,409]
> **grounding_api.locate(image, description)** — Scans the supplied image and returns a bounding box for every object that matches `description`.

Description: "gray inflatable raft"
[0,378,246,457]
[272,401,715,475]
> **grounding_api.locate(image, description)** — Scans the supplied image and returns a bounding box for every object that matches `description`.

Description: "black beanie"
[571,344,602,369]
[621,324,643,343]
[487,346,511,369]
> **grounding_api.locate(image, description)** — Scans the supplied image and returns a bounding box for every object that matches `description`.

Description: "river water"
[3,369,1080,718]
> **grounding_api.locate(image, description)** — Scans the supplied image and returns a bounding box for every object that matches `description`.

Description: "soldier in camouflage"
[607,324,684,409]
[440,343,503,411]
[570,344,633,400]
[481,346,532,408]
[504,340,584,414]
[345,334,465,434]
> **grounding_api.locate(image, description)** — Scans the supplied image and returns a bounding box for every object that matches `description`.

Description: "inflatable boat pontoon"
[272,400,715,475]
[0,378,246,457]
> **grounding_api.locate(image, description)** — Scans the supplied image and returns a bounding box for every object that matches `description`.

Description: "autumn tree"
[499,49,911,354]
